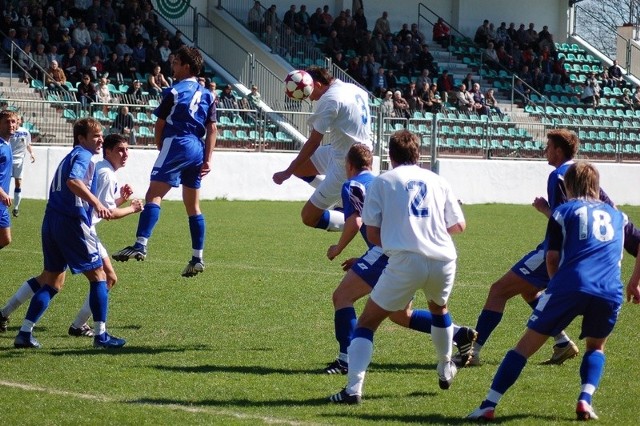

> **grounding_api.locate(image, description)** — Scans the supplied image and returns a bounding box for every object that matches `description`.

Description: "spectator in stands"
[373,11,390,36]
[30,20,49,44]
[497,45,514,70]
[96,77,115,112]
[132,40,147,73]
[72,20,92,50]
[580,81,596,107]
[283,5,297,32]
[112,106,136,145]
[392,89,411,118]
[415,69,431,88]
[621,88,634,110]
[633,86,640,109]
[398,44,415,76]
[513,78,530,105]
[483,41,500,70]
[115,36,133,60]
[485,88,503,116]
[404,81,423,112]
[552,57,570,85]
[76,73,97,106]
[462,73,475,92]
[147,64,170,96]
[61,46,81,84]
[219,84,239,111]
[455,83,474,113]
[586,72,601,105]
[608,59,624,87]
[100,0,117,33]
[323,29,342,58]
[119,53,139,83]
[432,17,450,46]
[474,19,490,46]
[77,47,93,76]
[487,23,498,46]
[90,55,104,80]
[600,69,613,89]
[17,5,32,29]
[263,5,280,32]
[333,51,348,69]
[353,7,367,34]
[437,69,454,103]
[381,90,395,117]
[103,52,121,83]
[321,5,333,32]
[371,66,388,97]
[516,23,528,47]
[507,22,518,44]
[415,43,437,76]
[386,68,399,92]
[89,34,110,61]
[530,66,546,92]
[245,85,262,109]
[85,0,102,27]
[46,45,62,66]
[59,9,75,32]
[371,32,388,65]
[45,60,68,91]
[248,1,264,33]
[495,22,511,51]
[44,6,58,30]
[359,54,376,89]
[126,79,145,104]
[410,23,426,45]
[470,83,490,115]
[308,7,324,36]
[32,44,49,82]
[17,43,34,85]
[525,23,538,51]
[295,5,310,34]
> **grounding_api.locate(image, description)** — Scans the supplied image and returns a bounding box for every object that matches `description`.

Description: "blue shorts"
[510,246,549,289]
[42,212,103,274]
[351,246,388,288]
[0,206,9,228]
[527,291,621,339]
[151,137,204,189]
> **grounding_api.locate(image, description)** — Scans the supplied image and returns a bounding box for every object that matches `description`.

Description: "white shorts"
[12,160,24,179]
[98,241,107,259]
[309,145,346,210]
[370,251,456,312]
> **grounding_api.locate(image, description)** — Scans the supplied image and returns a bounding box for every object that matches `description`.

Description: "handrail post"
[193,7,199,47]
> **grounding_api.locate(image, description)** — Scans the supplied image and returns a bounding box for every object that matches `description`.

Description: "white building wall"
[15,148,640,206]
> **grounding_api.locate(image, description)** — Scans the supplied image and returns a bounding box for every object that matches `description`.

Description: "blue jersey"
[547,160,573,210]
[46,145,96,225]
[546,199,626,303]
[154,77,216,141]
[0,137,11,195]
[341,170,375,249]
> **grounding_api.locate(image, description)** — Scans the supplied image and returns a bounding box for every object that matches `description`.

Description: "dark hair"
[73,118,102,146]
[174,45,203,76]
[304,66,333,85]
[103,133,127,154]
[346,143,373,171]
[547,128,579,159]
[389,130,420,165]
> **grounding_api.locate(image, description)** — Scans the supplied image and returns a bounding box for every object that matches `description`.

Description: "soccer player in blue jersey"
[273,66,372,233]
[0,110,18,250]
[12,118,126,349]
[464,129,640,367]
[112,46,217,277]
[329,131,466,404]
[468,161,629,421]
[325,143,477,375]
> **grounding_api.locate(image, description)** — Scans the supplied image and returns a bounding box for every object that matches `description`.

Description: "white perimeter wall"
[14,147,640,206]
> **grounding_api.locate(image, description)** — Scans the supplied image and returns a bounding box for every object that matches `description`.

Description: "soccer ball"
[284,70,314,101]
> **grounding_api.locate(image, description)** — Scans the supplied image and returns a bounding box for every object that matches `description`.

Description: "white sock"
[14,190,21,209]
[346,337,373,396]
[192,249,203,259]
[94,321,106,336]
[554,331,571,345]
[452,324,461,336]
[135,237,148,247]
[338,352,348,363]
[19,320,35,333]
[2,281,36,317]
[431,324,454,363]
[72,295,92,329]
[325,210,345,232]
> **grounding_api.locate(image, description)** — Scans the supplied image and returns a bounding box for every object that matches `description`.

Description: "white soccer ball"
[284,70,314,101]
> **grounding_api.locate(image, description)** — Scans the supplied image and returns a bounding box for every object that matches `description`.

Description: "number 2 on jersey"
[406,180,430,217]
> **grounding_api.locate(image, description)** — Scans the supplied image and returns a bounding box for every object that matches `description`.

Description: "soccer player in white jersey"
[9,115,35,217]
[329,130,466,404]
[468,162,629,422]
[0,134,143,337]
[272,66,372,232]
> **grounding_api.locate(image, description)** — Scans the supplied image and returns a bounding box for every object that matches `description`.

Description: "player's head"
[0,110,19,138]
[305,66,334,101]
[545,129,579,166]
[346,143,373,176]
[172,45,203,80]
[103,133,129,170]
[73,118,103,154]
[564,161,599,200]
[389,130,420,166]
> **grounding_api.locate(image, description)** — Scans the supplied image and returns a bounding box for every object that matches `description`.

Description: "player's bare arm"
[154,118,166,150]
[200,121,217,177]
[0,188,11,207]
[273,130,323,185]
[533,196,551,217]
[327,213,362,260]
[447,222,466,234]
[365,225,382,248]
[545,250,560,278]
[67,178,112,219]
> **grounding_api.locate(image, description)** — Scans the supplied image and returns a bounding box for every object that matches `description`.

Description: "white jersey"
[307,79,372,167]
[362,165,464,261]
[92,159,118,226]
[9,126,32,163]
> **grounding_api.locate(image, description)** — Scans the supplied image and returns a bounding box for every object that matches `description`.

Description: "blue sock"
[475,309,503,346]
[27,277,40,292]
[431,312,452,328]
[188,214,205,253]
[480,349,527,409]
[335,307,357,355]
[315,210,331,230]
[89,281,109,322]
[579,350,605,405]
[353,327,374,342]
[24,285,58,323]
[409,309,432,333]
[135,202,161,244]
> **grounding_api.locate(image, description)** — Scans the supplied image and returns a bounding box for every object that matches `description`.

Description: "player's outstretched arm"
[327,213,361,260]
[273,130,323,185]
[67,178,111,219]
[366,225,382,248]
[110,199,143,220]
[627,244,640,304]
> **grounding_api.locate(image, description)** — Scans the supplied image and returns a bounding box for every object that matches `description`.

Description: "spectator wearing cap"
[76,73,97,106]
[126,79,145,104]
[45,60,69,91]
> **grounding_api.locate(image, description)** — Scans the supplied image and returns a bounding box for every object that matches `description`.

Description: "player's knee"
[301,211,319,227]
[0,236,11,248]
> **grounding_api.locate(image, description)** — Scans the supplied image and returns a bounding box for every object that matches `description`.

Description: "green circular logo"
[154,0,190,19]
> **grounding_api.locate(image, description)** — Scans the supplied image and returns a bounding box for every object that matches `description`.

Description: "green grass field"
[1,200,639,425]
